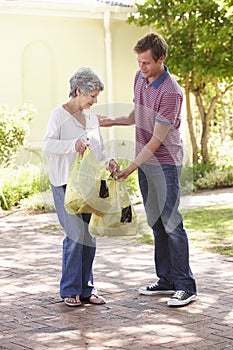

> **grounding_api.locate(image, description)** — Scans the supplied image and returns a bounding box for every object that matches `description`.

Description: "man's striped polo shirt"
[134,65,184,166]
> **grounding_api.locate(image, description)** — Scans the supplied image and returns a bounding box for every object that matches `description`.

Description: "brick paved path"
[1,193,233,349]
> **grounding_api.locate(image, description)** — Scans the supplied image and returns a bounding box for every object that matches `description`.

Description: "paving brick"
[0,204,233,349]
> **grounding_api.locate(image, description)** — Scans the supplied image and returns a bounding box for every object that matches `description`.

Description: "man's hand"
[116,163,137,181]
[97,110,135,127]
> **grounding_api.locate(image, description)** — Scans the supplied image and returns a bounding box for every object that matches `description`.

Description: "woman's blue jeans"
[138,164,196,294]
[51,184,96,299]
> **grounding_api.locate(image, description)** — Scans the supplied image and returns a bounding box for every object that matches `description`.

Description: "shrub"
[192,162,217,183]
[19,190,55,212]
[195,165,233,189]
[0,164,50,210]
[181,162,233,191]
[0,104,37,167]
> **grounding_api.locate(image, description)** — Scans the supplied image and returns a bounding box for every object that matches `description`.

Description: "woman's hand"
[108,159,120,176]
[75,139,89,154]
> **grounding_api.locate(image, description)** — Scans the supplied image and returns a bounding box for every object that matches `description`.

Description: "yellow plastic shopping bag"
[89,178,137,237]
[64,147,117,215]
[64,148,97,214]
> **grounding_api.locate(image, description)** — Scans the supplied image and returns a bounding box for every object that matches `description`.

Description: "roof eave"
[0,0,136,20]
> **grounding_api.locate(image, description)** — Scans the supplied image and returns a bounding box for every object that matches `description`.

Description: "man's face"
[137,49,164,82]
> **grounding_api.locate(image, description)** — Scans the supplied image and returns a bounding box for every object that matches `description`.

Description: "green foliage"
[192,161,217,182]
[0,164,50,210]
[128,0,233,165]
[117,159,140,198]
[129,0,233,83]
[208,90,233,165]
[181,162,233,191]
[195,165,233,189]
[0,104,37,167]
[183,162,233,190]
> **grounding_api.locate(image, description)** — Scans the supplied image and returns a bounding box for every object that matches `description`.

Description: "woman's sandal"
[63,295,81,307]
[82,294,106,305]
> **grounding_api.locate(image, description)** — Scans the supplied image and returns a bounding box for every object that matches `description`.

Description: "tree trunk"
[195,92,209,164]
[200,115,209,163]
[195,77,224,164]
[184,73,199,164]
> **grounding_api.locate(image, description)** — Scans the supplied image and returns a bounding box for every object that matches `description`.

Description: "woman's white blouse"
[43,105,108,186]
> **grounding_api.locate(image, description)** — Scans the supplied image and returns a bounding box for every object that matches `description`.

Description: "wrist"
[128,162,138,173]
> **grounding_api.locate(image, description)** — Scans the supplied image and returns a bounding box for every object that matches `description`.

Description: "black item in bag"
[121,205,132,223]
[99,179,109,198]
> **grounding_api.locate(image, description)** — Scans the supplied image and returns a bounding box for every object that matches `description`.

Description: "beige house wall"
[0,4,147,161]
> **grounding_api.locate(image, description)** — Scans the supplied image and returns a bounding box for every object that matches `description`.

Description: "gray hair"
[69,67,104,97]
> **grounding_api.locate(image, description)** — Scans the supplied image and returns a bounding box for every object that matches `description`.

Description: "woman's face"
[78,89,100,110]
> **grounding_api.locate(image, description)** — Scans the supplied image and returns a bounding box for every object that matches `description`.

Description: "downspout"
[104,10,115,152]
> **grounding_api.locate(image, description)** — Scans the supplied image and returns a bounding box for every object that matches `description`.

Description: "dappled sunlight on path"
[0,202,233,349]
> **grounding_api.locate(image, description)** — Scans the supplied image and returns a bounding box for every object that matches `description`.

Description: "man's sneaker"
[138,283,175,295]
[167,290,196,306]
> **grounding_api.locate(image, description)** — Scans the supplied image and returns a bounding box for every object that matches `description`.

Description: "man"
[99,33,197,307]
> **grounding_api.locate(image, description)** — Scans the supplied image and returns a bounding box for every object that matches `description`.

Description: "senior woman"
[43,67,119,307]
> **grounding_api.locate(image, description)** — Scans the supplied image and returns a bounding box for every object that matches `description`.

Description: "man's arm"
[98,109,135,127]
[117,121,171,180]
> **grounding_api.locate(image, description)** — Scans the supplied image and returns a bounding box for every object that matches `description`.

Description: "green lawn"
[183,203,233,256]
[136,203,233,256]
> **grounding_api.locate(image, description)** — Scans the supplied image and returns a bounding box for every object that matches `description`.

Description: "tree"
[128,0,233,164]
